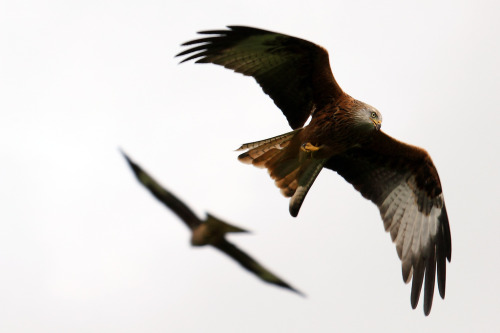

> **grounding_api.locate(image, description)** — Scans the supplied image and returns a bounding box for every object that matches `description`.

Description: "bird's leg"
[301,142,321,152]
[301,142,322,159]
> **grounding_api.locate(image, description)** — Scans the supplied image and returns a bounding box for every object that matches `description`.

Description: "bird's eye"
[371,112,377,118]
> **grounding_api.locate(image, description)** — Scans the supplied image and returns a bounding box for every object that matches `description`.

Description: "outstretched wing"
[177,26,344,129]
[122,150,201,230]
[213,239,303,295]
[326,132,452,315]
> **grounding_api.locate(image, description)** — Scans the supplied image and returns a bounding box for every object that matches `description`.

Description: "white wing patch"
[379,175,443,284]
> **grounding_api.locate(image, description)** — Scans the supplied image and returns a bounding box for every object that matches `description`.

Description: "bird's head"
[352,101,382,132]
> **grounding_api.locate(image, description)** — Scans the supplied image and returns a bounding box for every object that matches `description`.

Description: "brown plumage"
[178,26,451,315]
[122,151,302,295]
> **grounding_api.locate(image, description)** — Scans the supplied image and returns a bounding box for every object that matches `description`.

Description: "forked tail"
[236,130,327,217]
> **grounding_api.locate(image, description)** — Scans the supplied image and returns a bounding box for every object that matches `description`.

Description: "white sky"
[1,0,499,332]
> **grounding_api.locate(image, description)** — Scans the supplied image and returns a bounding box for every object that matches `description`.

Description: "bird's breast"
[302,111,359,156]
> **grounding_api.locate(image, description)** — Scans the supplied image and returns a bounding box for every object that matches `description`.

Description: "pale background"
[1,0,499,332]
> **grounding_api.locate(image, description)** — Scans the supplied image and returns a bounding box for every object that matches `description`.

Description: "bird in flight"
[122,151,302,295]
[177,26,451,315]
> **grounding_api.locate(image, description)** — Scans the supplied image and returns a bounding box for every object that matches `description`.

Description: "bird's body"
[298,96,381,155]
[238,93,382,216]
[178,26,451,315]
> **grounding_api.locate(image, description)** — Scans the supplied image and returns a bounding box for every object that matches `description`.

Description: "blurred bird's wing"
[178,26,344,129]
[122,151,201,230]
[212,239,303,296]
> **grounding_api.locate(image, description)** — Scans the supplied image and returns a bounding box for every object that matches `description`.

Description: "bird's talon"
[301,142,321,153]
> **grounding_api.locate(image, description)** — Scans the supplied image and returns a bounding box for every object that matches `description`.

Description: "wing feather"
[178,26,344,129]
[411,257,425,309]
[326,131,451,315]
[122,151,201,230]
[423,244,437,315]
[213,239,303,295]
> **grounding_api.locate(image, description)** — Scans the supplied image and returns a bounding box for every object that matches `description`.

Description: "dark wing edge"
[121,150,201,230]
[177,25,343,129]
[325,132,451,315]
[212,239,304,296]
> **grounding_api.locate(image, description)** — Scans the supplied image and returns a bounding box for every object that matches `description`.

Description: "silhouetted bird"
[122,151,302,295]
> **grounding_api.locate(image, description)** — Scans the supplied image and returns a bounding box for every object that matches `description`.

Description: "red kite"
[122,151,302,295]
[178,26,451,315]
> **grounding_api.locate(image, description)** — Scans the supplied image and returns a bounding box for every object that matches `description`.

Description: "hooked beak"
[372,119,382,131]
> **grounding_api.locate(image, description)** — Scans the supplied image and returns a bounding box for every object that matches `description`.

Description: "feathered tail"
[236,129,326,217]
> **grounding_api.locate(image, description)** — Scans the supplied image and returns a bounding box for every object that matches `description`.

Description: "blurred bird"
[178,26,451,315]
[122,151,302,295]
